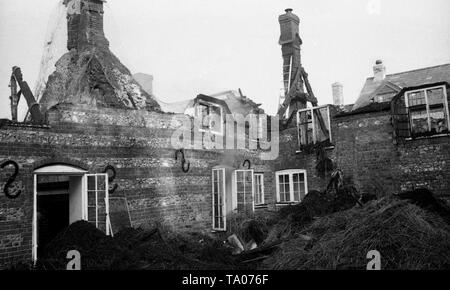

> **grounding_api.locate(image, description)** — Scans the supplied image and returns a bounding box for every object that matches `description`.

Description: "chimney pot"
[332,82,344,107]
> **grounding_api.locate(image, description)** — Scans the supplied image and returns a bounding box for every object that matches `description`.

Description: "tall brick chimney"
[39,0,161,114]
[332,82,344,107]
[279,8,303,95]
[64,0,109,50]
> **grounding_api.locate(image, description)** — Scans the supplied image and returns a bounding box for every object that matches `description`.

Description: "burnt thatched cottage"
[0,0,277,267]
[1,2,449,268]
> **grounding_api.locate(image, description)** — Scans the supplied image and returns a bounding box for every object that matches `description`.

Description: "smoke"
[33,0,68,107]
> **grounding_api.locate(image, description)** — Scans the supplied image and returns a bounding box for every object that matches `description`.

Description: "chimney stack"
[279,8,303,94]
[65,0,109,50]
[373,59,386,82]
[278,8,305,116]
[332,82,344,107]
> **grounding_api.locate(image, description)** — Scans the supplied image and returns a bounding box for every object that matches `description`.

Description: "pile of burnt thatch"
[36,221,139,270]
[16,188,450,271]
[35,221,243,270]
[260,191,450,270]
[264,187,367,244]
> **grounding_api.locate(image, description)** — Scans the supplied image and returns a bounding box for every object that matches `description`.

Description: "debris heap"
[261,194,450,270]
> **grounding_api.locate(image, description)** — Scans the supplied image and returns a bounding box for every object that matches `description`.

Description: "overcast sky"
[0,0,449,119]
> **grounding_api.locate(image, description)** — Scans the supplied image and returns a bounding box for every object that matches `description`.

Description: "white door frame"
[32,165,92,263]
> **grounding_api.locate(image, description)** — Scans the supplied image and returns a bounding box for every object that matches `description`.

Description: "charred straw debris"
[8,187,448,270]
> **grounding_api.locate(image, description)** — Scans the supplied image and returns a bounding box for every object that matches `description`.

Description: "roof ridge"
[386,63,450,77]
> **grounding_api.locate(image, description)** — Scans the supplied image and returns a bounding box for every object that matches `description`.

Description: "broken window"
[275,170,308,203]
[250,114,267,149]
[196,102,223,135]
[297,105,332,149]
[393,85,450,140]
[254,173,265,206]
[212,169,226,231]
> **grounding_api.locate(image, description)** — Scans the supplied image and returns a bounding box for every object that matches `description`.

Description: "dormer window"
[392,84,450,141]
[405,85,449,137]
[297,105,332,149]
[374,93,396,104]
[196,101,223,135]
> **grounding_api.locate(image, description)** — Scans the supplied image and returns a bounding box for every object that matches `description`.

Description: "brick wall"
[2,100,448,267]
[67,0,109,50]
[332,110,450,197]
[0,104,267,268]
[275,108,450,203]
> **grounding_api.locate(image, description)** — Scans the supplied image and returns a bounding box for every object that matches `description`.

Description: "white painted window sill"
[406,133,450,141]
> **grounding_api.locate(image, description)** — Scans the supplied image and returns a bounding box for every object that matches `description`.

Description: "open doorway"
[32,164,110,262]
[36,174,84,256]
[37,175,68,255]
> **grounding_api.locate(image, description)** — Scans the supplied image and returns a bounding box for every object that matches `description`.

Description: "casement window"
[196,102,223,135]
[405,85,450,137]
[86,174,110,235]
[212,169,226,231]
[254,173,265,206]
[275,170,308,203]
[234,170,254,212]
[297,105,332,148]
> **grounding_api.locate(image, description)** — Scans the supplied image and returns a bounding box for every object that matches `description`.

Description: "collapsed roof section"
[133,73,263,117]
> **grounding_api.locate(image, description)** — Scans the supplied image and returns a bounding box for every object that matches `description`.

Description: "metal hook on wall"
[1,160,22,199]
[103,165,119,194]
[175,149,190,173]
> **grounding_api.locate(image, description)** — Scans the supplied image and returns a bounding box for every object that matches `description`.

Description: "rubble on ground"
[16,188,450,270]
[35,221,246,270]
[260,192,450,270]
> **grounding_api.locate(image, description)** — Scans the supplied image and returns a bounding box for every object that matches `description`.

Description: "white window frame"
[212,168,226,231]
[233,169,255,212]
[196,101,224,135]
[297,105,332,147]
[254,173,265,206]
[275,169,308,203]
[86,174,110,236]
[405,85,450,134]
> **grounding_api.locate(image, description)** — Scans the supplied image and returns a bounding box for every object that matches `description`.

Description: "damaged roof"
[133,74,263,116]
[353,63,450,111]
